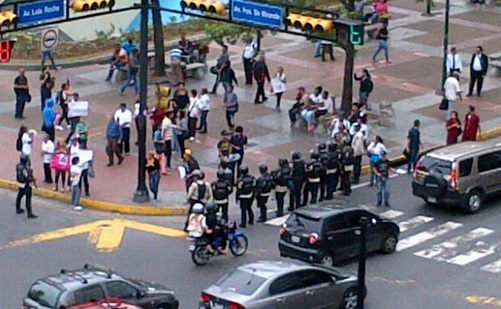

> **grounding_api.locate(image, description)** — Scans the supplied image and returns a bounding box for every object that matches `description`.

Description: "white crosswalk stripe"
[398,216,434,232]
[446,240,501,266]
[379,210,404,220]
[414,227,494,260]
[265,214,290,226]
[481,259,501,273]
[397,222,463,252]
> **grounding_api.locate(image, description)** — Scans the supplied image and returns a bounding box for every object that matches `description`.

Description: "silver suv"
[412,138,501,213]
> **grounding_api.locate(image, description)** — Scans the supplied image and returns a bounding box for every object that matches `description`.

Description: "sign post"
[41,26,59,51]
[231,0,284,29]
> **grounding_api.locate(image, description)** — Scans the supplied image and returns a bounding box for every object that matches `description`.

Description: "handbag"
[209,66,218,75]
[26,92,32,103]
[402,148,410,159]
[439,98,448,111]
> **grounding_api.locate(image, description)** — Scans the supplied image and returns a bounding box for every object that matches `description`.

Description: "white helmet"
[192,203,205,214]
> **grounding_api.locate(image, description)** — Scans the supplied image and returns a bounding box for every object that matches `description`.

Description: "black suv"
[278,205,400,265]
[22,264,179,309]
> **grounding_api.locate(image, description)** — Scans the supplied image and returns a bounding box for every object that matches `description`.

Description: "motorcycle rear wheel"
[192,245,210,266]
[230,235,248,256]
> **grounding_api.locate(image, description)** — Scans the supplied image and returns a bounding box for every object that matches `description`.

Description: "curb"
[360,126,501,175]
[0,179,187,216]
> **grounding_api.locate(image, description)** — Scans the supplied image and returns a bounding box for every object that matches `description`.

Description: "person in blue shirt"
[121,37,137,56]
[42,98,56,141]
[106,115,124,167]
[406,119,422,173]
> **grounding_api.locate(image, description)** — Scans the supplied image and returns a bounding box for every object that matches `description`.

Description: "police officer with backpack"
[340,142,355,196]
[211,170,233,222]
[325,141,340,200]
[303,150,323,205]
[272,159,292,216]
[236,165,255,228]
[255,163,274,222]
[317,143,329,202]
[16,154,37,219]
[290,152,305,210]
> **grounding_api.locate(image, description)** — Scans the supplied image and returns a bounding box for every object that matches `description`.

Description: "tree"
[151,0,166,76]
[416,0,435,15]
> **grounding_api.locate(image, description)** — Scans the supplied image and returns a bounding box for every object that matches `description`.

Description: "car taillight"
[280,223,287,235]
[201,292,211,303]
[413,157,423,178]
[229,302,247,309]
[450,162,458,191]
[309,233,319,244]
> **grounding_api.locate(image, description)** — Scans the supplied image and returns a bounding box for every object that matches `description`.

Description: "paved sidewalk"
[1,1,501,211]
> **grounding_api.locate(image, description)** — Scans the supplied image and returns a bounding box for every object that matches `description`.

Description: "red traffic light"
[0,40,15,63]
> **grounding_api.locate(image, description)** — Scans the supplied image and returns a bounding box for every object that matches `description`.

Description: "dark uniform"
[303,152,323,205]
[325,142,340,200]
[318,143,329,202]
[340,144,355,196]
[16,155,37,218]
[255,164,274,222]
[290,152,305,210]
[211,171,233,222]
[218,161,235,186]
[272,159,292,216]
[236,165,255,228]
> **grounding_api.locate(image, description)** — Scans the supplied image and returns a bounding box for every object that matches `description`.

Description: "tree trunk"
[341,44,355,112]
[347,0,355,12]
[426,0,432,14]
[151,0,165,76]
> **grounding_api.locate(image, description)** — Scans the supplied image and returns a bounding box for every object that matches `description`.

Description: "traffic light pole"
[357,216,368,309]
[133,0,150,203]
[441,0,450,89]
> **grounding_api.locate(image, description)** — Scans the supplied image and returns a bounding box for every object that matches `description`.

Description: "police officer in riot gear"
[272,158,292,216]
[236,164,255,228]
[317,142,329,202]
[290,151,305,210]
[211,170,233,222]
[16,154,37,219]
[340,142,355,196]
[218,160,234,186]
[325,141,340,200]
[303,150,323,205]
[255,163,274,222]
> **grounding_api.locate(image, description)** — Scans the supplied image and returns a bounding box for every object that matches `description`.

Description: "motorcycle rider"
[272,158,292,217]
[290,151,305,210]
[325,141,340,200]
[236,164,255,228]
[303,150,323,205]
[204,203,227,254]
[255,163,274,222]
[317,142,329,202]
[211,170,233,222]
[186,203,209,239]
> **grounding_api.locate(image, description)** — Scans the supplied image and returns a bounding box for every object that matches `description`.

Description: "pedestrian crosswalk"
[265,205,501,274]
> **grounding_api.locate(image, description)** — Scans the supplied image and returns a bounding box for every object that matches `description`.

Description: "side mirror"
[137,290,146,299]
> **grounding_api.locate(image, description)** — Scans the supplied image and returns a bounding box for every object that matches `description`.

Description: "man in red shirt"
[463,105,481,141]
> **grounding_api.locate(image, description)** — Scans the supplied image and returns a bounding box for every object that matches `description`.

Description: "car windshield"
[286,213,321,232]
[418,156,452,175]
[28,281,61,308]
[216,269,267,296]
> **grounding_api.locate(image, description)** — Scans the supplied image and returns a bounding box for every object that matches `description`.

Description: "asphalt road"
[2,175,501,308]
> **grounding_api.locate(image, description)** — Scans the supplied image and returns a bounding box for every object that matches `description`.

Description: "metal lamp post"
[133,0,150,203]
[441,0,451,88]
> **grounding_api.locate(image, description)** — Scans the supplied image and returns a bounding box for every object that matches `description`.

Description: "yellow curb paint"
[3,219,186,252]
[466,295,501,307]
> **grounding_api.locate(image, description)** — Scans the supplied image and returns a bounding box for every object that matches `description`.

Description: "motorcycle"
[189,220,248,266]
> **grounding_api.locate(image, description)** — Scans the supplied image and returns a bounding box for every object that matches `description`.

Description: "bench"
[489,52,501,77]
[183,62,206,80]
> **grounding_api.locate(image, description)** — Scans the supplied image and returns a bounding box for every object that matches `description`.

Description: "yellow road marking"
[3,219,186,252]
[466,295,501,307]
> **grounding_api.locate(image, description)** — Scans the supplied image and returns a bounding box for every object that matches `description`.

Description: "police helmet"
[278,158,288,168]
[220,160,228,169]
[292,151,301,161]
[205,203,217,213]
[326,140,337,152]
[199,171,205,179]
[309,149,320,160]
[217,170,225,180]
[239,164,249,176]
[317,142,327,153]
[258,163,268,174]
[192,203,205,214]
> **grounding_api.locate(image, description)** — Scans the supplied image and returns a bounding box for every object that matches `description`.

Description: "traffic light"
[0,11,18,28]
[71,0,115,12]
[334,20,365,46]
[0,39,16,63]
[286,13,334,33]
[180,0,226,15]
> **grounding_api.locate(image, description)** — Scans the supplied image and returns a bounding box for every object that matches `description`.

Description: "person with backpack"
[211,170,233,223]
[303,151,323,205]
[340,142,355,196]
[290,152,305,210]
[255,163,274,222]
[272,159,292,217]
[16,154,37,219]
[354,69,374,108]
[325,141,340,200]
[223,84,239,131]
[236,164,255,228]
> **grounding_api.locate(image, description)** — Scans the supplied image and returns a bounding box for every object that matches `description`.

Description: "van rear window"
[418,157,452,175]
[28,281,61,308]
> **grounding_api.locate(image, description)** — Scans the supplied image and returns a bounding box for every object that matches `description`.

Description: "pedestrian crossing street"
[265,206,501,274]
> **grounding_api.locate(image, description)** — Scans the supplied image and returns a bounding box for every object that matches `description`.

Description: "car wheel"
[339,287,358,309]
[463,190,483,214]
[381,234,398,254]
[319,252,334,267]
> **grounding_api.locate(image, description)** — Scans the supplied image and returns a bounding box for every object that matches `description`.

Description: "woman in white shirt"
[271,66,286,111]
[188,89,201,141]
[197,88,210,134]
